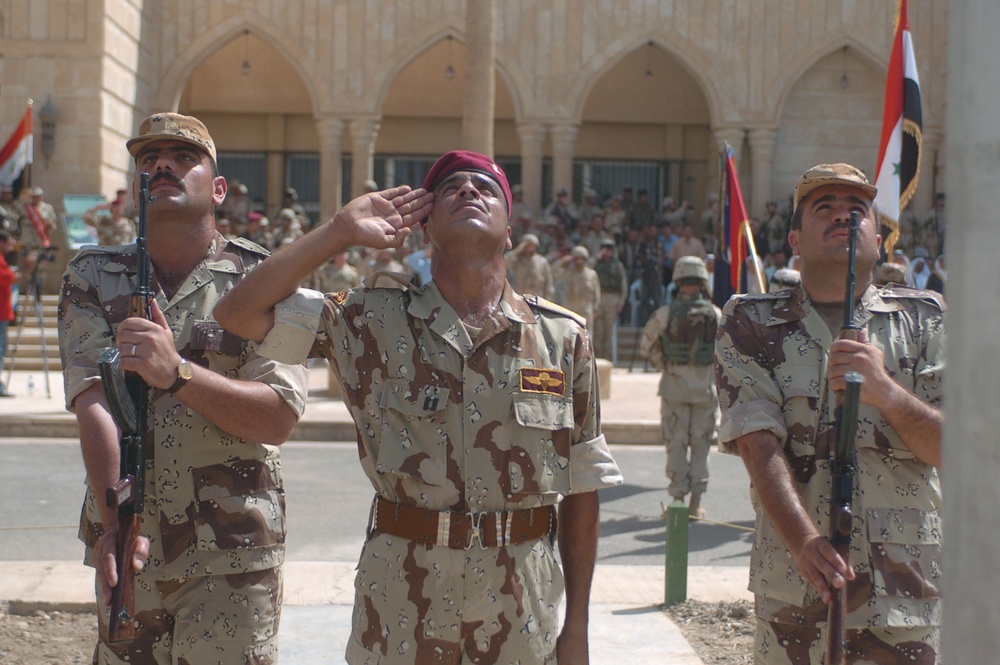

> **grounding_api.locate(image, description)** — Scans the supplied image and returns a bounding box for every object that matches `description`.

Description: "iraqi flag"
[0,104,33,188]
[873,0,922,256]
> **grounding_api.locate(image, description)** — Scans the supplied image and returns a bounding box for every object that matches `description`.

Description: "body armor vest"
[660,296,719,366]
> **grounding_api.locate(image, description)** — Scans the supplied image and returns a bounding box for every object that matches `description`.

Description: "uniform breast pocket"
[867,506,942,601]
[191,459,286,551]
[510,394,574,496]
[375,380,451,486]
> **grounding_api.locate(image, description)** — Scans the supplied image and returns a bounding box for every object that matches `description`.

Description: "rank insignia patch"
[329,291,350,305]
[519,368,566,396]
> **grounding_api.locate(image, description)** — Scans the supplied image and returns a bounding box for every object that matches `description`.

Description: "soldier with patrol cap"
[58,112,310,664]
[215,149,623,664]
[592,238,628,359]
[640,255,721,518]
[715,163,944,664]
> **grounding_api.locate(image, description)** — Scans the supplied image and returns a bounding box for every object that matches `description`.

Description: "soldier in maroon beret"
[217,150,623,664]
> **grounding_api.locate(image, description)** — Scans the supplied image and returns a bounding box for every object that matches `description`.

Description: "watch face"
[178,361,194,380]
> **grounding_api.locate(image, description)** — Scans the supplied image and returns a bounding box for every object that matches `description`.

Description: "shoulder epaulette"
[73,243,132,258]
[877,285,946,310]
[362,270,414,291]
[226,236,271,257]
[522,293,588,327]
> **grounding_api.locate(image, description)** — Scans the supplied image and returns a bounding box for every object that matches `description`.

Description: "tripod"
[4,252,53,398]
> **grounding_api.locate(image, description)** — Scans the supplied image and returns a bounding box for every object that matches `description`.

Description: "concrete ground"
[0,366,754,664]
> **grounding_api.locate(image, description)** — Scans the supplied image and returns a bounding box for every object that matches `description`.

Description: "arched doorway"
[376,35,520,189]
[577,41,713,225]
[178,30,317,224]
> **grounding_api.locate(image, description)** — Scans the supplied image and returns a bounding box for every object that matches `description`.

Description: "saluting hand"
[331,186,434,250]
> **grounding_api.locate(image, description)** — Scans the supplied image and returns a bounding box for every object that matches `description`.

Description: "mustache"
[149,172,183,189]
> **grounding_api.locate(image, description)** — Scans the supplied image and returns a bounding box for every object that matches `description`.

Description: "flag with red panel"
[0,104,33,188]
[712,145,753,307]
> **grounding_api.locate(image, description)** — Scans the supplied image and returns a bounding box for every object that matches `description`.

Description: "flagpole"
[741,219,767,293]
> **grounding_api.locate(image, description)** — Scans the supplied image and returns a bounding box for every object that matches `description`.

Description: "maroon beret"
[421,150,512,215]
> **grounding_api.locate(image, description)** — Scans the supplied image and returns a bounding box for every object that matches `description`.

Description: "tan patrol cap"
[126,112,217,163]
[793,163,877,212]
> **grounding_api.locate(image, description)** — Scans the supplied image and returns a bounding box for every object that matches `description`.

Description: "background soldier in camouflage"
[58,113,309,665]
[215,149,623,665]
[504,232,555,300]
[715,164,944,664]
[640,255,721,519]
[592,239,627,360]
[553,245,601,333]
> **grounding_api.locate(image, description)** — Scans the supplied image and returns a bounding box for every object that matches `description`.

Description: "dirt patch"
[664,599,755,664]
[0,610,96,664]
[0,602,755,664]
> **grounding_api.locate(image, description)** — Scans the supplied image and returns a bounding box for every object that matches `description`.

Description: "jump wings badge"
[519,368,566,396]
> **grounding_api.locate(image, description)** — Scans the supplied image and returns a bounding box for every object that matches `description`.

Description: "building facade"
[1,0,949,239]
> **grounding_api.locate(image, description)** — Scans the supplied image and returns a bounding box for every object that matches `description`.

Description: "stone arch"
[770,37,888,202]
[369,23,529,123]
[156,17,322,115]
[769,35,886,125]
[568,33,724,127]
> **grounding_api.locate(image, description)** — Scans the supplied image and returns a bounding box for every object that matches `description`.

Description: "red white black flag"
[874,0,922,255]
[0,103,33,188]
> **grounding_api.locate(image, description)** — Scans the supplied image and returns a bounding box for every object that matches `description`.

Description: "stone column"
[712,127,746,162]
[517,122,546,216]
[747,127,777,217]
[943,0,1000,661]
[315,116,344,219]
[550,123,578,200]
[463,0,496,155]
[348,117,380,199]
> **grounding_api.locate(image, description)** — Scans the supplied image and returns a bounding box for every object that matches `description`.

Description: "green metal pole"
[664,499,689,606]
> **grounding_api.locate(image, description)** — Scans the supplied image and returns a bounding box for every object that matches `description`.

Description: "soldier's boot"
[688,492,706,520]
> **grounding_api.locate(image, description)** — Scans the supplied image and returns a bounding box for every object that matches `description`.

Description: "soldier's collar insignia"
[519,368,566,396]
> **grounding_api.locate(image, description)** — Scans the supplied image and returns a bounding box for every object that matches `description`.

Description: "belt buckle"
[464,511,486,550]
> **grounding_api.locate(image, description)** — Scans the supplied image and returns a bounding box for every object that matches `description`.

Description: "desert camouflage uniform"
[308,260,362,294]
[504,251,555,300]
[84,210,137,246]
[715,284,945,665]
[593,256,627,359]
[553,263,601,331]
[640,293,721,498]
[258,276,623,665]
[58,234,309,665]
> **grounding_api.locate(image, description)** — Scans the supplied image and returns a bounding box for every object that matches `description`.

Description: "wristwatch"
[167,358,193,394]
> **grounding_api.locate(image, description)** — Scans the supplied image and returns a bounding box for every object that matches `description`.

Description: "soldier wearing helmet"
[639,255,721,518]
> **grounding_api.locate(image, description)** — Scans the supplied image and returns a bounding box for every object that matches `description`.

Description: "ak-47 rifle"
[97,172,155,644]
[826,210,864,665]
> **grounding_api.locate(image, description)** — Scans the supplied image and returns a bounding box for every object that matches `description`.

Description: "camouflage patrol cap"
[127,112,217,163]
[876,261,908,285]
[793,163,876,212]
[571,245,590,259]
[673,255,709,284]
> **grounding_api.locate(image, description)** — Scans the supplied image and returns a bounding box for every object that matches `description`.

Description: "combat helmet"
[673,255,709,284]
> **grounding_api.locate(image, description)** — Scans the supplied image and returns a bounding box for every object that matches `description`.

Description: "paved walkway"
[0,367,751,663]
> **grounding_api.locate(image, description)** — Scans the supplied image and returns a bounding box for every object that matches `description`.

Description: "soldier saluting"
[215,149,623,664]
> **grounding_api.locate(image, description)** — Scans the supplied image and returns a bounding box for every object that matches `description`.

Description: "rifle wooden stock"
[100,172,154,645]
